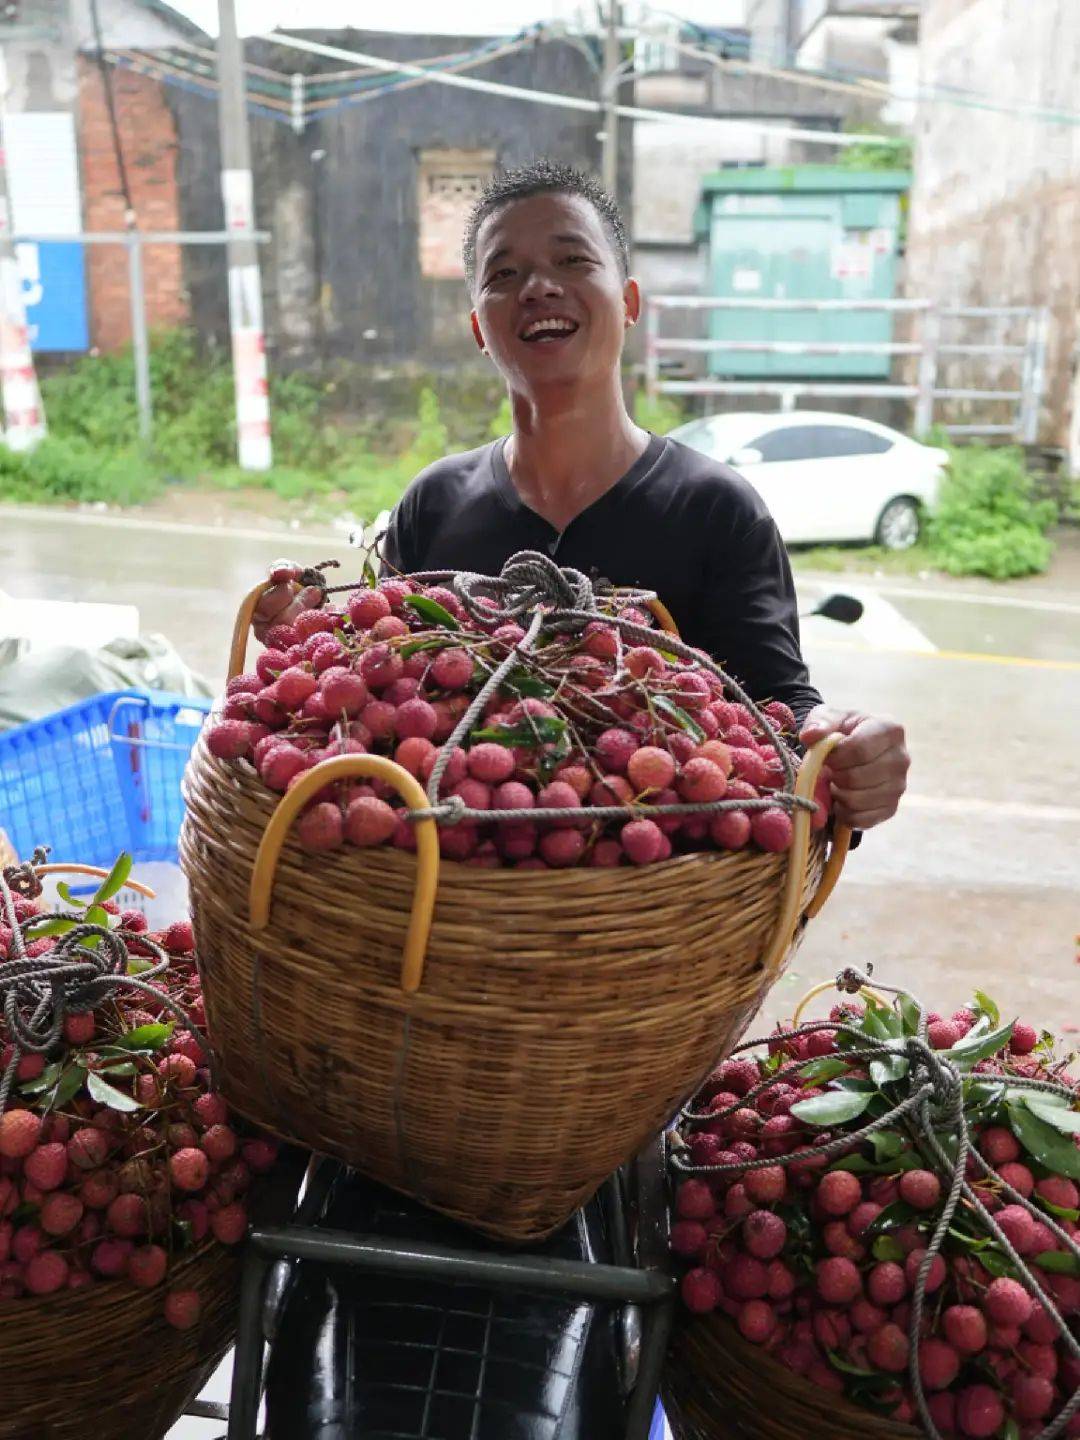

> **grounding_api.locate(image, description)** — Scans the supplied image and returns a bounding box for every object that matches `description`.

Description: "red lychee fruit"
[817,1170,862,1217]
[344,796,397,848]
[0,1110,42,1159]
[742,1211,787,1260]
[164,1288,203,1330]
[207,719,253,760]
[983,1276,1033,1326]
[737,1299,777,1344]
[955,1385,1004,1438]
[751,809,793,852]
[898,1168,941,1211]
[170,1148,211,1194]
[816,1256,861,1304]
[681,1267,721,1314]
[297,801,343,853]
[943,1304,988,1355]
[867,1323,909,1373]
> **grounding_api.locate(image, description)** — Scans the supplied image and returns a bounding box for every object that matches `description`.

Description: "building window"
[418,150,495,280]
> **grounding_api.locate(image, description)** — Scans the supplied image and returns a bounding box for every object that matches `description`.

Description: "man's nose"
[518,267,564,302]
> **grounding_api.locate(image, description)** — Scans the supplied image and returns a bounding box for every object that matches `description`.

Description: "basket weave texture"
[662,1312,919,1440]
[182,736,826,1241]
[0,1240,238,1440]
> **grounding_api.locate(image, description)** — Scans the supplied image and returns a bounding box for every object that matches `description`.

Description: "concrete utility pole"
[0,48,45,452]
[217,0,271,470]
[601,0,620,199]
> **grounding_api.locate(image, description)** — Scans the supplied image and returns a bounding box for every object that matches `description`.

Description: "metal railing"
[643,297,1050,441]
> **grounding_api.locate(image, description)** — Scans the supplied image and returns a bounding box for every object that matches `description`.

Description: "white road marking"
[0,504,341,548]
[803,584,938,654]
[798,572,1080,616]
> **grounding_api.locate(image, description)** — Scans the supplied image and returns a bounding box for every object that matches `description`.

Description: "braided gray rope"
[392,551,813,829]
[0,856,205,1114]
[670,966,1080,1440]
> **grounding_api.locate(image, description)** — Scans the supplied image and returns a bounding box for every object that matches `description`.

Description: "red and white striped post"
[0,51,45,452]
[217,0,271,471]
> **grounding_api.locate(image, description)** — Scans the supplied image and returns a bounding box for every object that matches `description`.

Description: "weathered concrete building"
[904,0,1080,453]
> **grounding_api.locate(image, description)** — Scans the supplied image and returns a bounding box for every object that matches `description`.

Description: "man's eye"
[486,268,514,284]
[564,255,591,265]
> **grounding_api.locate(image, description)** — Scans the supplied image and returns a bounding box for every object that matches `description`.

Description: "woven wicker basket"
[178,579,850,1242]
[0,1240,238,1440]
[662,1311,920,1439]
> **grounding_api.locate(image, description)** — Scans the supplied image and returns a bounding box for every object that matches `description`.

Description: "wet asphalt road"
[2,506,1078,1035]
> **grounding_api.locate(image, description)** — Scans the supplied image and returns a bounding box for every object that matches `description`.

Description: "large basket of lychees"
[0,852,280,1440]
[180,552,851,1242]
[661,971,1080,1440]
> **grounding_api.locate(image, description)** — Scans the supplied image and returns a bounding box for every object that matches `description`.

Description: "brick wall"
[77,57,189,350]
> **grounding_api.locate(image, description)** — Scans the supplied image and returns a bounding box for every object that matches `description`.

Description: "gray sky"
[168,1,747,38]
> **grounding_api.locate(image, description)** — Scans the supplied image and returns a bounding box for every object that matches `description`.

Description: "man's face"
[470,191,639,394]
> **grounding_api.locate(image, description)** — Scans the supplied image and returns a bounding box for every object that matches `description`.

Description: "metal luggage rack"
[188,1138,677,1440]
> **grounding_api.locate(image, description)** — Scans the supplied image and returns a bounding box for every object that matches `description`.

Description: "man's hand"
[799,705,909,831]
[252,560,323,643]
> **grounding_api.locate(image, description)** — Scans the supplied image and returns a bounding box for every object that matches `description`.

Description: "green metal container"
[698,167,911,379]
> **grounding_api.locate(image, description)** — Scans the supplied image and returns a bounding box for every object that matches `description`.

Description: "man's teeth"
[522,318,577,339]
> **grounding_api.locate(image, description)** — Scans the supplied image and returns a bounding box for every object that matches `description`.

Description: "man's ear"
[623,278,641,328]
[471,311,487,353]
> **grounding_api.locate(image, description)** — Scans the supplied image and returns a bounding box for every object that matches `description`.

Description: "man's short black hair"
[463,159,630,292]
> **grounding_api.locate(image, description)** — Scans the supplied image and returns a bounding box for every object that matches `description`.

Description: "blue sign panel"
[18,240,89,353]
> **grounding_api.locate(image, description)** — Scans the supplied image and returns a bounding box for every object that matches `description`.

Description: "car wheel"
[875,497,921,550]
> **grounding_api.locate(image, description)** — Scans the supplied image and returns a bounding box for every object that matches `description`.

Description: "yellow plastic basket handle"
[757,734,852,976]
[229,579,275,681]
[35,863,157,900]
[248,755,440,994]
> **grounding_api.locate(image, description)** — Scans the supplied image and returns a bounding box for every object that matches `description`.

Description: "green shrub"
[0,434,159,506]
[633,390,685,435]
[927,444,1056,579]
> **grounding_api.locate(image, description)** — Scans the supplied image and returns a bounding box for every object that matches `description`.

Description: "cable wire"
[88,0,136,225]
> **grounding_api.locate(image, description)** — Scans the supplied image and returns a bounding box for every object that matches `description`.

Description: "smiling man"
[382,160,909,830]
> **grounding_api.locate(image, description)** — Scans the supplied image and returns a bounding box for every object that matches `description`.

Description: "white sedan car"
[668,410,947,549]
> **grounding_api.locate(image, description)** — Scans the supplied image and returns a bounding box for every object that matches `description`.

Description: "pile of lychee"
[206,567,829,867]
[0,893,278,1327]
[668,999,1080,1438]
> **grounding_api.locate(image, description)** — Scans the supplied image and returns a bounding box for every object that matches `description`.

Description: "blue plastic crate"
[0,689,211,869]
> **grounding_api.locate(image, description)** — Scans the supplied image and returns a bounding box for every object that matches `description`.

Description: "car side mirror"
[729,447,764,467]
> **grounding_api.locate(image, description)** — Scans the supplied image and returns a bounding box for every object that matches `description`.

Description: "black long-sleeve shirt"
[382,432,823,722]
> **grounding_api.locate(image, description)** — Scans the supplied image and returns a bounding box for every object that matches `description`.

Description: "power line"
[256,28,895,148]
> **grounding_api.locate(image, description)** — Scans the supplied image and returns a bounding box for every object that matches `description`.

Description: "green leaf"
[399,635,446,659]
[951,1019,1015,1068]
[470,717,568,749]
[790,1090,873,1127]
[898,994,924,1035]
[798,1057,851,1083]
[502,670,555,700]
[1035,1195,1080,1223]
[95,1059,137,1077]
[86,1070,141,1112]
[652,695,706,744]
[829,1154,877,1174]
[56,881,84,908]
[1024,1098,1080,1135]
[86,905,109,930]
[112,1023,173,1052]
[1033,1249,1080,1276]
[826,1349,878,1378]
[362,557,378,590]
[403,594,460,630]
[834,1076,877,1093]
[1009,1103,1080,1180]
[979,1247,1019,1279]
[91,853,133,906]
[1003,1421,1021,1440]
[869,1131,908,1163]
[863,999,902,1040]
[972,990,1000,1027]
[19,1061,62,1096]
[23,916,78,940]
[870,1053,910,1086]
[872,1235,906,1262]
[865,1199,918,1236]
[49,1064,87,1111]
[126,957,155,976]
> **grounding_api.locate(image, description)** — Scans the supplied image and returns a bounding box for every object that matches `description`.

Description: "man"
[261,160,908,829]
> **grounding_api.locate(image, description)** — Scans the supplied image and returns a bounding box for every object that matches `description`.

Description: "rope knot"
[836,964,873,995]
